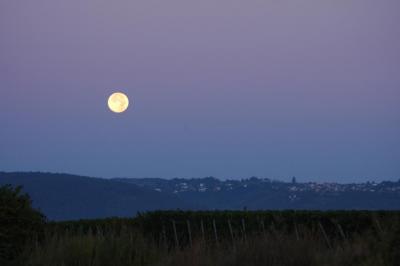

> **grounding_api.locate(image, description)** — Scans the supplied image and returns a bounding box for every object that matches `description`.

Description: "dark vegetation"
[1,183,400,265]
[0,185,45,265]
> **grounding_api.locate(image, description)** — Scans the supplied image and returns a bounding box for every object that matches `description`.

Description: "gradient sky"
[1,0,399,182]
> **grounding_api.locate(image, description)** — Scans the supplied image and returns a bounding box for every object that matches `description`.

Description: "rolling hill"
[0,172,191,220]
[1,172,399,220]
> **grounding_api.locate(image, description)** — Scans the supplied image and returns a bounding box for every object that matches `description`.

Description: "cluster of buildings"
[159,177,400,194]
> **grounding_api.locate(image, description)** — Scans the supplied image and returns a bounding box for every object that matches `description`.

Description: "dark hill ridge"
[1,172,400,221]
[0,172,192,220]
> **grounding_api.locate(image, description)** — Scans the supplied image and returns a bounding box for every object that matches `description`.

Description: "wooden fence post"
[200,219,206,245]
[270,221,277,238]
[318,222,331,249]
[373,216,384,238]
[228,219,234,243]
[294,222,300,241]
[162,224,167,248]
[241,218,247,242]
[260,219,266,239]
[187,220,192,248]
[213,219,219,244]
[172,220,179,248]
[336,223,346,242]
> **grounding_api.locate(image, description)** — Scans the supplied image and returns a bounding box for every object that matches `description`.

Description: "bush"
[0,185,46,263]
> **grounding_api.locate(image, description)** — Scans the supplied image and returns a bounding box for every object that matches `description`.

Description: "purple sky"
[1,0,399,182]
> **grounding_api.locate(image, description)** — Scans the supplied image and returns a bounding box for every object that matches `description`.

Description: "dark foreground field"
[4,210,400,266]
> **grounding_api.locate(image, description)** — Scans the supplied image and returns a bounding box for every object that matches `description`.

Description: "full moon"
[108,92,129,113]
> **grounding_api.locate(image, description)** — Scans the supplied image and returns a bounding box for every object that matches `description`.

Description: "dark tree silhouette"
[0,184,46,263]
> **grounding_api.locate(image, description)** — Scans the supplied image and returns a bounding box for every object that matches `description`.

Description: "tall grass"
[21,227,166,266]
[17,224,398,266]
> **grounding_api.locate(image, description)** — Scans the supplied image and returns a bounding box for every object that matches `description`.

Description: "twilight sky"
[1,0,399,182]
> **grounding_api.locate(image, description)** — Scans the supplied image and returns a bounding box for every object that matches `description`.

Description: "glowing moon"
[108,92,129,113]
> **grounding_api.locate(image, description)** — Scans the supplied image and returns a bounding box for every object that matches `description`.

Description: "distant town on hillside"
[1,172,399,220]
